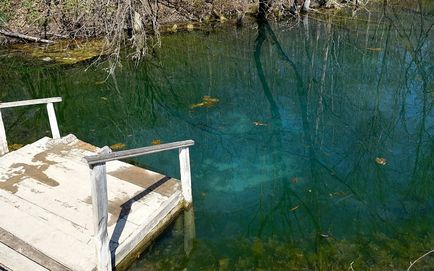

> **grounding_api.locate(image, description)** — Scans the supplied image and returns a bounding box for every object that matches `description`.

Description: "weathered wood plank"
[179,147,193,204]
[0,228,71,271]
[0,110,8,156]
[46,103,60,139]
[0,97,62,109]
[0,242,49,271]
[0,191,95,271]
[85,140,194,165]
[0,135,190,271]
[89,148,112,271]
[113,191,183,266]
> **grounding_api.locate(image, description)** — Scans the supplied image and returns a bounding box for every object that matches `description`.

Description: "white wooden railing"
[84,140,194,271]
[0,97,62,156]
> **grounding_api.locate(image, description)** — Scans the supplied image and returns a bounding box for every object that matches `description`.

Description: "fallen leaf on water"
[329,191,347,197]
[290,205,299,212]
[151,139,161,145]
[203,96,219,103]
[190,102,206,108]
[367,47,382,51]
[191,96,219,109]
[110,143,126,150]
[253,121,267,126]
[375,157,387,165]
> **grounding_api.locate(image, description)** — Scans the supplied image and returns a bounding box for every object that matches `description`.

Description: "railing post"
[0,109,9,155]
[179,147,192,205]
[89,147,112,271]
[46,102,60,139]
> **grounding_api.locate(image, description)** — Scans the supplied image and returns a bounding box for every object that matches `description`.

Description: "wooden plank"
[0,110,8,156]
[85,140,194,165]
[113,191,183,266]
[179,147,193,204]
[0,191,96,271]
[0,228,71,271]
[0,242,49,271]
[46,103,60,139]
[0,97,62,109]
[0,135,190,271]
[89,148,112,271]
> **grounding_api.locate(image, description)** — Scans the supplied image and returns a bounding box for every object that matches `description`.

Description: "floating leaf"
[375,157,387,165]
[151,139,161,145]
[253,121,267,126]
[110,143,126,150]
[367,47,382,51]
[290,205,299,212]
[190,96,219,109]
[329,191,347,197]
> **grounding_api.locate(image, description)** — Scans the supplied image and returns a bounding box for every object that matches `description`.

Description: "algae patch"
[9,39,105,65]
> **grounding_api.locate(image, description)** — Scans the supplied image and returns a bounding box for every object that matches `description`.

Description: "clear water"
[1,5,434,270]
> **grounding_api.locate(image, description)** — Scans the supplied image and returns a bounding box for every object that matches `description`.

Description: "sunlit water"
[1,4,433,270]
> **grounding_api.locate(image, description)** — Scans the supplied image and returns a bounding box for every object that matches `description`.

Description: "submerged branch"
[407,250,434,271]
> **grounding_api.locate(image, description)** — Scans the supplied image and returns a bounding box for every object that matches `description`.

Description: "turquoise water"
[1,5,434,270]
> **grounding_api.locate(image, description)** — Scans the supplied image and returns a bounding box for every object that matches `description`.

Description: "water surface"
[1,4,433,270]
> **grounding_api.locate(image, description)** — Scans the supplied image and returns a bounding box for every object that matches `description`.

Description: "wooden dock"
[0,98,195,271]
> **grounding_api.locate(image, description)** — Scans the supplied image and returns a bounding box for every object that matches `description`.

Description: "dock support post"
[0,109,9,155]
[89,148,112,271]
[179,147,192,205]
[46,102,60,139]
[184,207,196,255]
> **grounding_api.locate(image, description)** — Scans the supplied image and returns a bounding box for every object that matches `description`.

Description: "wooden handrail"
[84,140,194,166]
[0,97,62,109]
[0,97,62,156]
[86,140,194,271]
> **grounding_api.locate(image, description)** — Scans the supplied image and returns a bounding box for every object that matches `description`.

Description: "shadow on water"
[0,2,434,269]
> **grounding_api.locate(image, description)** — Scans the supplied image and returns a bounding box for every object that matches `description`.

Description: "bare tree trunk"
[302,0,311,12]
[258,0,274,19]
